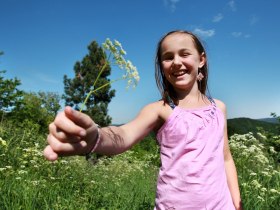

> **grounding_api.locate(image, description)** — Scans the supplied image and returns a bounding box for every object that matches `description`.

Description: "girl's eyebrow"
[161,48,191,56]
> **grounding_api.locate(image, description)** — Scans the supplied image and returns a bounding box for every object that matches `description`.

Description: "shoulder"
[213,98,227,115]
[139,100,172,119]
[138,100,172,131]
[140,100,164,114]
[141,100,170,111]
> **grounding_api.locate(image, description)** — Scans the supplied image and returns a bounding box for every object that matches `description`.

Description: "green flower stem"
[79,60,109,112]
[78,39,139,113]
[79,77,122,112]
[93,61,108,87]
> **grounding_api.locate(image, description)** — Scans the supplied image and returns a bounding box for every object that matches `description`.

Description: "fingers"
[49,107,87,138]
[46,134,88,158]
[64,106,94,129]
[49,123,82,143]
[44,106,96,161]
[43,145,58,161]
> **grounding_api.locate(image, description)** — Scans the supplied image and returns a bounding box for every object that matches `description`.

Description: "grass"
[0,121,279,209]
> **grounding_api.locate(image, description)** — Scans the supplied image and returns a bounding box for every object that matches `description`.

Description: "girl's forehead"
[161,33,196,51]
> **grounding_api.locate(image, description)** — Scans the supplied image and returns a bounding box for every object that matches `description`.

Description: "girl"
[44,30,242,210]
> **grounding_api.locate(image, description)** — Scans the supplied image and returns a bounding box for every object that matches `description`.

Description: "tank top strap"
[207,96,217,113]
[207,96,216,106]
[167,96,176,110]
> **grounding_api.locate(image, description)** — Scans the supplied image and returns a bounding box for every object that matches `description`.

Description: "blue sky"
[1,0,279,124]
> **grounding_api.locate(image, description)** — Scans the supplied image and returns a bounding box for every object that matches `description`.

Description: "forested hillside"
[227,117,279,137]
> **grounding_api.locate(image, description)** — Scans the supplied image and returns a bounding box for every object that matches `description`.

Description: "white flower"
[269,189,278,194]
[0,137,7,147]
[102,38,140,89]
[81,38,140,111]
[250,172,257,176]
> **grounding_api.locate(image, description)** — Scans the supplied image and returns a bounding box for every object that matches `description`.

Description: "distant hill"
[227,117,279,137]
[257,118,279,124]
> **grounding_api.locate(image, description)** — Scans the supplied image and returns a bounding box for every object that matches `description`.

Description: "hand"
[43,106,99,161]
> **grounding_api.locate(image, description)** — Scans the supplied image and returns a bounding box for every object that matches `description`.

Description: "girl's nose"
[173,55,182,66]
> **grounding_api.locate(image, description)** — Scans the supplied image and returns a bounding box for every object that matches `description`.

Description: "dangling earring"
[197,69,204,91]
[197,71,204,82]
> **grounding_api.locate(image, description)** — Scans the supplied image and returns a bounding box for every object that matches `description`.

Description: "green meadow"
[0,118,279,210]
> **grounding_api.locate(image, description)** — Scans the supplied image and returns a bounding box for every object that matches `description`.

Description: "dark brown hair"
[155,30,209,104]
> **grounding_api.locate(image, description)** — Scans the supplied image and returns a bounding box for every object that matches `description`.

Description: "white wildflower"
[251,179,262,188]
[80,38,140,111]
[250,172,257,176]
[18,170,28,174]
[269,189,278,194]
[257,195,265,202]
[0,137,7,147]
[269,146,276,154]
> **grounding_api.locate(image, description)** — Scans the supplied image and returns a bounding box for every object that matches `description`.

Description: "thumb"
[43,145,58,161]
[64,106,94,129]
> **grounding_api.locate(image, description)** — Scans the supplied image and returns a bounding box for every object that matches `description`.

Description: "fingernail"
[80,130,86,137]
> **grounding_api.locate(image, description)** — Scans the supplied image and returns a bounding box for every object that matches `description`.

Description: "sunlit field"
[1,121,279,210]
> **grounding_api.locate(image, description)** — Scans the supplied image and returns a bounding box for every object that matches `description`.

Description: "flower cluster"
[0,137,7,147]
[80,38,140,111]
[229,132,280,208]
[102,39,140,89]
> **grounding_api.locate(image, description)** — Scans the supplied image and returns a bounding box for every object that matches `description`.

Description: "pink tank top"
[155,99,235,210]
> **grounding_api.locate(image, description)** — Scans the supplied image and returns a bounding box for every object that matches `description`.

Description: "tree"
[11,91,61,132]
[0,70,23,112]
[0,52,23,112]
[63,41,115,126]
[38,91,61,116]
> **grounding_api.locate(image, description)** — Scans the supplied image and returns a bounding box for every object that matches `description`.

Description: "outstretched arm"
[215,100,243,210]
[44,103,160,161]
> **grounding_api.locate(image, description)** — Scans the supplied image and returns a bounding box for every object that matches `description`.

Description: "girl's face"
[160,33,205,92]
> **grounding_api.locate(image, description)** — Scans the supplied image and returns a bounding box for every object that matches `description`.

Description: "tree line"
[0,40,115,133]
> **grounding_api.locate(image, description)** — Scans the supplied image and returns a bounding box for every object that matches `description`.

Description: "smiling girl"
[44,30,242,210]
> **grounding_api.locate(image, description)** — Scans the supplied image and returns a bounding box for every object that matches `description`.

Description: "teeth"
[173,70,186,76]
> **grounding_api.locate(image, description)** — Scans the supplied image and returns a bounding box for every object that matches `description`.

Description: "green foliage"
[38,91,61,116]
[271,112,280,133]
[10,91,61,133]
[63,41,115,126]
[130,133,160,167]
[228,116,280,163]
[1,111,279,209]
[0,70,23,112]
[265,113,280,162]
[227,117,278,137]
[0,121,157,209]
[229,132,280,209]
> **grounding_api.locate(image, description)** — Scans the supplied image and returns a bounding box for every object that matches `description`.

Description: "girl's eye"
[162,56,173,61]
[182,53,190,57]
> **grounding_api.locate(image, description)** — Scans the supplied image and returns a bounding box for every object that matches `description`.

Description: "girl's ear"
[198,52,206,68]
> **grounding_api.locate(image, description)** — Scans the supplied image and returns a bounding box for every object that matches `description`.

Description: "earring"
[197,70,204,91]
[197,72,204,81]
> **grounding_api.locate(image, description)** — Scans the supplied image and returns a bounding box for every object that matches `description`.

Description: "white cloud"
[232,32,242,37]
[36,73,60,84]
[164,0,181,12]
[249,15,259,25]
[193,28,215,38]
[212,13,224,22]
[231,32,251,38]
[228,0,236,11]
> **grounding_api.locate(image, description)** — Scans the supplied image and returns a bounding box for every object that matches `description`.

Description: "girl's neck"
[175,89,209,109]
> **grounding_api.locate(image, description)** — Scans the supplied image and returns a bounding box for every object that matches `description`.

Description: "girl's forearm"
[93,126,133,156]
[225,158,243,210]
